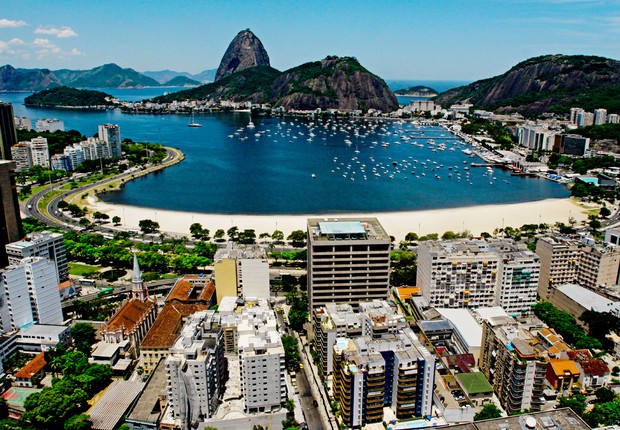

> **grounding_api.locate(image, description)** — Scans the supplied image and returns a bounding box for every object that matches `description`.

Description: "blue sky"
[1,0,619,81]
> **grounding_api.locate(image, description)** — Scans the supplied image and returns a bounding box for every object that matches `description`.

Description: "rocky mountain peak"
[214,29,270,81]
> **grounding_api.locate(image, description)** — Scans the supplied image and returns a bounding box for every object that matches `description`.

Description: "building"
[307,218,391,311]
[28,137,49,168]
[88,380,145,430]
[98,124,122,159]
[332,328,435,426]
[576,111,594,127]
[125,358,169,430]
[165,310,226,429]
[138,275,215,374]
[608,113,620,124]
[435,308,483,362]
[10,144,30,171]
[99,254,157,358]
[570,107,585,125]
[14,352,46,387]
[6,231,68,281]
[561,134,590,156]
[0,103,18,160]
[50,154,71,171]
[480,315,546,414]
[416,240,500,309]
[517,124,557,151]
[0,257,62,332]
[35,118,64,133]
[550,284,620,322]
[0,160,23,267]
[565,349,610,388]
[445,408,591,429]
[213,243,269,301]
[594,108,607,125]
[80,137,110,160]
[13,117,31,131]
[536,236,620,300]
[312,304,361,375]
[63,144,86,170]
[17,324,71,353]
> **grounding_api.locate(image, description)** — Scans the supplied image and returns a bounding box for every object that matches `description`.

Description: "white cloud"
[0,38,25,55]
[34,26,77,38]
[0,19,28,28]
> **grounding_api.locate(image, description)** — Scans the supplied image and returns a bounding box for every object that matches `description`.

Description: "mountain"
[163,76,201,86]
[394,86,438,97]
[0,63,160,91]
[0,65,61,91]
[215,29,270,81]
[154,56,398,113]
[142,69,217,84]
[434,54,620,115]
[24,86,115,107]
[54,63,160,88]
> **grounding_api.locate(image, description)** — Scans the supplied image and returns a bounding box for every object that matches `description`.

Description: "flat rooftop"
[308,217,389,242]
[126,358,167,425]
[436,308,482,349]
[19,324,68,337]
[88,380,145,430]
[444,407,591,429]
[319,221,366,235]
[558,283,620,312]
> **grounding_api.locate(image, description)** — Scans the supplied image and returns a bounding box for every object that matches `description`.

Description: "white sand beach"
[89,197,593,240]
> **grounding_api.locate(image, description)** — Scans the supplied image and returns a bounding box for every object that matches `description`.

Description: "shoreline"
[88,197,593,240]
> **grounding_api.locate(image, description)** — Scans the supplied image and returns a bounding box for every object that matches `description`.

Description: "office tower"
[0,103,18,161]
[166,310,225,427]
[0,160,23,267]
[307,218,391,311]
[98,124,122,158]
[6,231,69,281]
[0,257,62,332]
[480,315,546,414]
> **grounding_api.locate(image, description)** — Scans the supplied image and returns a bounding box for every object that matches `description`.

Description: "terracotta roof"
[580,359,610,376]
[566,349,593,361]
[58,280,73,291]
[140,302,209,349]
[397,287,420,299]
[548,359,580,377]
[165,277,215,304]
[104,299,155,332]
[14,353,46,379]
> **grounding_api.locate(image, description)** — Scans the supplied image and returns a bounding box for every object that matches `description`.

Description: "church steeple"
[131,253,148,301]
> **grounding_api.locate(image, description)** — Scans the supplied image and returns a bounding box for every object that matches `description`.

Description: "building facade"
[307,218,391,311]
[6,231,68,281]
[213,243,270,301]
[98,124,122,159]
[0,160,23,267]
[35,118,64,133]
[0,103,18,160]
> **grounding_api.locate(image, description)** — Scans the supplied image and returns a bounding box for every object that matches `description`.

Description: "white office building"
[98,124,122,159]
[6,231,68,281]
[35,118,64,133]
[214,244,270,300]
[0,257,62,332]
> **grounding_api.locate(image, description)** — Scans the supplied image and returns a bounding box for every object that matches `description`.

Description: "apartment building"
[214,243,269,301]
[6,231,68,281]
[0,257,62,332]
[332,328,434,426]
[0,160,23,267]
[165,310,225,429]
[0,103,18,160]
[35,118,64,133]
[307,218,391,311]
[480,315,546,414]
[98,124,122,159]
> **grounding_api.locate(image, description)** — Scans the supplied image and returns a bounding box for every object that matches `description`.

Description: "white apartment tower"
[28,137,50,168]
[594,108,607,125]
[307,218,391,311]
[98,124,122,159]
[6,231,69,281]
[10,143,30,171]
[0,257,62,332]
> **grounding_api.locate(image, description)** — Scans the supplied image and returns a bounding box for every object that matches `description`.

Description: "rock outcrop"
[434,54,620,115]
[215,29,271,81]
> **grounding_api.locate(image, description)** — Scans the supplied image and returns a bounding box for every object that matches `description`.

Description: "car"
[299,363,304,369]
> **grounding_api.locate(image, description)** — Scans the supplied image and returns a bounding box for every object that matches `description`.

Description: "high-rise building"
[594,108,607,125]
[13,117,32,131]
[166,310,225,428]
[28,137,50,168]
[570,107,585,125]
[480,315,546,414]
[561,134,590,156]
[332,327,435,426]
[213,243,270,302]
[608,113,619,124]
[0,103,18,160]
[307,218,391,311]
[517,124,557,151]
[35,118,64,133]
[6,231,68,281]
[0,160,23,267]
[98,124,122,159]
[496,245,540,316]
[536,235,620,300]
[10,143,30,171]
[0,257,63,332]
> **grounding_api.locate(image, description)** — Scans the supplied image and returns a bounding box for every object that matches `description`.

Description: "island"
[394,85,438,97]
[24,86,117,109]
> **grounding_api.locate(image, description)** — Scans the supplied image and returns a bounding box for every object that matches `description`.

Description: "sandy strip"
[88,197,593,240]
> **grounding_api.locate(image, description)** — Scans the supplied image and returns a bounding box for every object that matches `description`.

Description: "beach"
[89,197,592,240]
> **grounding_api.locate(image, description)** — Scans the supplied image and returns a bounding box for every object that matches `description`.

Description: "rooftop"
[88,380,145,430]
[454,372,493,395]
[140,302,209,349]
[14,353,46,379]
[548,359,580,377]
[19,324,69,338]
[126,358,167,425]
[104,299,155,332]
[435,308,482,349]
[2,387,42,411]
[308,217,389,242]
[165,277,215,304]
[557,284,620,313]
[444,407,591,429]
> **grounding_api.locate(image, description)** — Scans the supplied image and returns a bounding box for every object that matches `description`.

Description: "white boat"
[187,112,202,127]
[247,120,255,128]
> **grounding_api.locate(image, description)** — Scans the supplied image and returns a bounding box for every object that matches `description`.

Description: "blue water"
[0,88,569,215]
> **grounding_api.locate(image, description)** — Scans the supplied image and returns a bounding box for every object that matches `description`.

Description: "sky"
[1,0,619,81]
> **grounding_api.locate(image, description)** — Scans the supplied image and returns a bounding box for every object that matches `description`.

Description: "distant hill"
[394,86,438,97]
[434,54,620,115]
[0,63,161,91]
[154,56,398,112]
[143,69,217,84]
[163,76,201,86]
[24,86,115,107]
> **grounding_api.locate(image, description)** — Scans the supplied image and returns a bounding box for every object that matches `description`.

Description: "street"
[296,360,326,430]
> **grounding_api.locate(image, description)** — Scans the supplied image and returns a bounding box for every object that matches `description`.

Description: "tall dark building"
[0,160,23,267]
[0,103,18,161]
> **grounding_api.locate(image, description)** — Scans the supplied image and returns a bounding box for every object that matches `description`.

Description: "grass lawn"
[68,262,100,277]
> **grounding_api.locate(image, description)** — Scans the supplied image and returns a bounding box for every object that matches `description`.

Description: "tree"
[79,218,91,229]
[474,404,502,421]
[284,398,295,415]
[112,216,121,225]
[227,226,239,241]
[272,229,284,243]
[214,229,225,241]
[558,393,587,416]
[600,206,611,218]
[189,223,204,239]
[0,398,7,420]
[584,399,620,427]
[589,219,601,230]
[595,387,617,403]
[71,323,97,356]
[282,335,301,370]
[441,230,459,240]
[139,219,159,234]
[239,229,256,244]
[287,230,306,247]
[259,232,271,240]
[92,212,109,223]
[405,232,418,242]
[64,414,92,430]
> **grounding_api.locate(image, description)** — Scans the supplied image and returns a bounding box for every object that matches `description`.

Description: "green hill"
[394,86,438,96]
[24,86,116,108]
[163,76,202,87]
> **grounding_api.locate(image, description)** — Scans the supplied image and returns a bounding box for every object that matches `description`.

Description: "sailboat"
[188,111,202,127]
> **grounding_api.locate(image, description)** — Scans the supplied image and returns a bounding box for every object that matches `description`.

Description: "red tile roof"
[105,299,155,332]
[166,277,215,304]
[14,353,46,379]
[140,302,209,349]
[566,349,593,361]
[58,280,73,291]
[580,359,610,376]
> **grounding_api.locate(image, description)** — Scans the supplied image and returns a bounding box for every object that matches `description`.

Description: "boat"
[247,120,255,129]
[187,112,202,127]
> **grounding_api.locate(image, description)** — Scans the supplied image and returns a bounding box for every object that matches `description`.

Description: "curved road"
[23,147,183,233]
